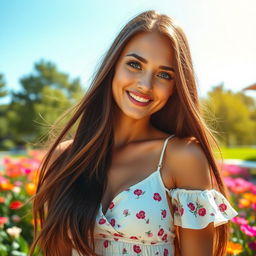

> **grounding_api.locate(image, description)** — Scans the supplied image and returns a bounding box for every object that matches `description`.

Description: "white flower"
[6,226,22,238]
[12,186,21,193]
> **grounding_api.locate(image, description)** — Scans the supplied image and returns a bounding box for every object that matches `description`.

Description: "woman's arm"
[167,138,215,256]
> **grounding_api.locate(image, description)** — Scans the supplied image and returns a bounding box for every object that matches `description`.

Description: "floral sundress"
[72,134,238,256]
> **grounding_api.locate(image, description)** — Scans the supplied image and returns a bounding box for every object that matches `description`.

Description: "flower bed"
[0,152,255,255]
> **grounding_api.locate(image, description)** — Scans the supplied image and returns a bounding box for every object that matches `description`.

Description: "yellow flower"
[242,193,256,203]
[238,198,251,208]
[226,241,243,255]
[25,183,36,195]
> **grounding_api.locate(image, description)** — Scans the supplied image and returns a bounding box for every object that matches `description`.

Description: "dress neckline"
[100,134,175,216]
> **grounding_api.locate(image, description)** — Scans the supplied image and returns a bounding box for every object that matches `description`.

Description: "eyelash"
[126,61,174,81]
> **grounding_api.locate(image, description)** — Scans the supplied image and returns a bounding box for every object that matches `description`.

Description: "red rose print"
[162,234,167,241]
[146,230,153,237]
[133,245,141,253]
[153,193,162,201]
[114,233,123,237]
[123,209,130,217]
[109,201,115,209]
[122,248,127,253]
[158,228,164,236]
[219,203,227,212]
[164,248,169,256]
[161,209,167,218]
[114,238,118,241]
[210,213,215,216]
[103,240,108,248]
[198,208,206,216]
[180,207,184,216]
[151,241,157,244]
[187,202,195,211]
[99,218,106,224]
[134,189,143,196]
[130,236,138,240]
[136,210,145,219]
[110,218,115,227]
[173,205,178,212]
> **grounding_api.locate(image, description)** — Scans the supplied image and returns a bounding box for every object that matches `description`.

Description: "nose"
[137,72,153,91]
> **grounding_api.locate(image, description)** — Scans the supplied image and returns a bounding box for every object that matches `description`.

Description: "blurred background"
[0,0,255,255]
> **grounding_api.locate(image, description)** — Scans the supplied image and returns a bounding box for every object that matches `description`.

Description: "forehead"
[120,32,174,65]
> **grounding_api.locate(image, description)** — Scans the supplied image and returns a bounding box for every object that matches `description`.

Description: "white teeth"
[128,92,150,103]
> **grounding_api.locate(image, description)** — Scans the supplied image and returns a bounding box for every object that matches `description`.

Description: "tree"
[203,84,256,146]
[8,60,85,145]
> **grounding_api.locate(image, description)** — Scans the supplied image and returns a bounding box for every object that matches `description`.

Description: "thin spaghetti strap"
[157,134,175,169]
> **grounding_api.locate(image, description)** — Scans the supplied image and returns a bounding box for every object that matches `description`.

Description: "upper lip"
[127,90,153,100]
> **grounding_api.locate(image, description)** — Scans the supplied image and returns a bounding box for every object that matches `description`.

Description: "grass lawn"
[218,147,256,161]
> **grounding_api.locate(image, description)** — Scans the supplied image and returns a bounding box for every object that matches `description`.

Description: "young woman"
[29,10,238,256]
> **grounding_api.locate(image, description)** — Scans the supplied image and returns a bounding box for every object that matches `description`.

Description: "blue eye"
[158,72,173,80]
[126,61,142,70]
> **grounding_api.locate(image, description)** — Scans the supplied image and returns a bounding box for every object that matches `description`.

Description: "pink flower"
[133,245,141,253]
[136,210,145,219]
[161,209,167,218]
[134,189,143,196]
[231,217,248,225]
[240,224,256,237]
[103,240,108,248]
[164,248,169,256]
[180,208,184,216]
[219,203,227,212]
[99,218,106,224]
[0,217,8,225]
[251,202,256,211]
[109,202,115,210]
[123,209,130,216]
[198,208,206,216]
[158,228,164,236]
[153,193,162,201]
[187,202,195,211]
[110,218,115,227]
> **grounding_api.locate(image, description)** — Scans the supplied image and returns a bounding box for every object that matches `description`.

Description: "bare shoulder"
[165,136,212,190]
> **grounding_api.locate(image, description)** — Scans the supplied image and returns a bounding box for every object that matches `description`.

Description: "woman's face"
[112,31,176,120]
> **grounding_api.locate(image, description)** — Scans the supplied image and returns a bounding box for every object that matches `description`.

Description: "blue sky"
[1,0,256,104]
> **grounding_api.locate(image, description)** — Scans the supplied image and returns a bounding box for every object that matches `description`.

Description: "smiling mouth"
[126,91,153,106]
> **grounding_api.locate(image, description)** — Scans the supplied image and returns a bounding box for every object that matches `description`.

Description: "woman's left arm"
[167,139,215,256]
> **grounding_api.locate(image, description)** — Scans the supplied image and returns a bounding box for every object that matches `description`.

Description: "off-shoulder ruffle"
[169,188,238,229]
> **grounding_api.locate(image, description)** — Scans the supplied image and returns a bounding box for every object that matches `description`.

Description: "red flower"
[164,248,169,256]
[122,248,127,253]
[133,245,141,253]
[161,209,167,218]
[10,201,22,210]
[187,202,195,211]
[219,203,227,212]
[136,210,145,219]
[130,236,138,240]
[99,218,106,224]
[114,238,119,241]
[109,201,115,209]
[158,228,164,236]
[103,240,108,248]
[153,193,162,201]
[134,189,143,196]
[162,234,167,241]
[198,208,206,216]
[110,218,115,227]
[173,205,178,212]
[180,208,184,216]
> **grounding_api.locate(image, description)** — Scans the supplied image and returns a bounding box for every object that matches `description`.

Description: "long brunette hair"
[29,10,231,256]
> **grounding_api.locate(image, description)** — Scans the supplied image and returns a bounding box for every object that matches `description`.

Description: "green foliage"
[1,60,85,148]
[203,84,256,146]
[0,74,8,98]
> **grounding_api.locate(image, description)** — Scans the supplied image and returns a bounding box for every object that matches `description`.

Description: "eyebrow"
[126,53,175,72]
